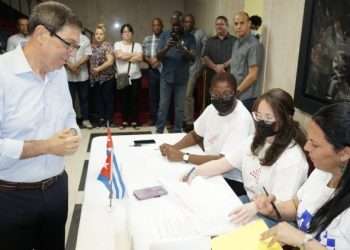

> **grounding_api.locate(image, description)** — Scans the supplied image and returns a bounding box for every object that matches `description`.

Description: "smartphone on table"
[133,139,156,146]
[133,185,168,200]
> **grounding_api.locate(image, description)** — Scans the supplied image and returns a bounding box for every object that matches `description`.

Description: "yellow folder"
[211,220,282,250]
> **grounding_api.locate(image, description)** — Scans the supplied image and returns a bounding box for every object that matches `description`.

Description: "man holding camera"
[156,11,196,133]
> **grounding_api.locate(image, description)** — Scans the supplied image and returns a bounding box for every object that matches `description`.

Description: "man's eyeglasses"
[210,93,235,101]
[43,25,80,50]
[252,111,276,125]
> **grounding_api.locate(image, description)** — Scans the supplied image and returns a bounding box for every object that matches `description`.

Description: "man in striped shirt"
[143,18,163,125]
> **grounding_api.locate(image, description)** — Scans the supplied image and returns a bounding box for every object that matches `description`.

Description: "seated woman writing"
[184,89,309,226]
[258,102,350,250]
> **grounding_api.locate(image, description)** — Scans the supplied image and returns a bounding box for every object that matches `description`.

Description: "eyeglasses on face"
[42,24,80,50]
[252,111,276,125]
[210,93,235,101]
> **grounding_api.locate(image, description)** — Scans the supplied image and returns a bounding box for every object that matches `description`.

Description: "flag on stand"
[97,127,126,199]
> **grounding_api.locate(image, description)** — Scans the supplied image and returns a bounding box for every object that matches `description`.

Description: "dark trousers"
[68,80,90,120]
[148,69,160,123]
[0,172,68,250]
[224,178,247,196]
[96,78,115,122]
[120,78,141,123]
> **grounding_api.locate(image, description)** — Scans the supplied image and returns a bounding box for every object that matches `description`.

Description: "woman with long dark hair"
[259,102,350,250]
[184,89,309,226]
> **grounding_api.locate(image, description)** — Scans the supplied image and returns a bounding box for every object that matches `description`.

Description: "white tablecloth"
[76,133,242,250]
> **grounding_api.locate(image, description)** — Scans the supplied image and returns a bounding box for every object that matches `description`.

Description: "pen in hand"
[183,167,196,182]
[262,186,282,220]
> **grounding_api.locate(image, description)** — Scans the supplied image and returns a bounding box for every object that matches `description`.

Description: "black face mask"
[256,121,278,138]
[212,96,236,116]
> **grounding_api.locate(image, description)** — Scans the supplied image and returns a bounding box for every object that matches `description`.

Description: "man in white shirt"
[160,72,254,195]
[0,2,81,249]
[65,20,93,129]
[6,17,29,51]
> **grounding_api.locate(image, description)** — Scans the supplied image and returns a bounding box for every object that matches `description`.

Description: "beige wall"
[262,0,311,126]
[245,0,264,18]
[58,0,185,43]
[184,0,244,36]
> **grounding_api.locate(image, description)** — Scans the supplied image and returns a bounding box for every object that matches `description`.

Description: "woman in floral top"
[90,24,115,127]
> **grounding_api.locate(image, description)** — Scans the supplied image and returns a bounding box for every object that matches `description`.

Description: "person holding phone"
[183,89,309,226]
[257,102,350,250]
[161,72,254,196]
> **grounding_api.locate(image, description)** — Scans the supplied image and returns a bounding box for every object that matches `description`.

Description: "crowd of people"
[1,1,350,250]
[4,9,264,132]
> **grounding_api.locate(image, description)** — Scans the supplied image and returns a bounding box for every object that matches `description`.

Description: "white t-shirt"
[226,136,308,200]
[6,33,28,51]
[66,34,92,82]
[297,169,350,250]
[114,41,142,80]
[194,101,255,182]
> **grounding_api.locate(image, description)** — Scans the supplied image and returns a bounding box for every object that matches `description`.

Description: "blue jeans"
[239,195,278,228]
[156,79,186,133]
[148,69,160,123]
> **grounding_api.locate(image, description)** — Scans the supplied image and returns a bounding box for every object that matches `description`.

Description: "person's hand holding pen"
[254,188,282,220]
[180,167,197,183]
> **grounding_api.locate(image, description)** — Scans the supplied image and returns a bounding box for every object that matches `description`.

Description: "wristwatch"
[182,153,190,163]
[299,233,313,250]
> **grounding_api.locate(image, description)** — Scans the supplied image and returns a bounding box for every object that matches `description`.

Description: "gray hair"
[28,1,80,35]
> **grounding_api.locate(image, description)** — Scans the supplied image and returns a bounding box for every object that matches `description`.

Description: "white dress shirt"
[6,33,29,51]
[0,46,79,182]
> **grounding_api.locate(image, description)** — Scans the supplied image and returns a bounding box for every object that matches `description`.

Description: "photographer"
[156,11,196,133]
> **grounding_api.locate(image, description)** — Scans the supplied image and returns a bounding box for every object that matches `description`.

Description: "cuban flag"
[97,127,126,199]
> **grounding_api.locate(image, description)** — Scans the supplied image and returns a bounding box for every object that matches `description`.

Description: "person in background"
[203,16,235,107]
[250,15,262,40]
[183,14,207,132]
[0,2,81,249]
[89,23,115,127]
[162,72,254,196]
[184,89,309,214]
[143,17,163,126]
[6,16,29,51]
[114,23,143,129]
[156,10,196,133]
[258,102,350,250]
[231,11,264,111]
[65,20,93,129]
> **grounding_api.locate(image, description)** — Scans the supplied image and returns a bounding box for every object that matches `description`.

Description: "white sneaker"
[82,120,93,129]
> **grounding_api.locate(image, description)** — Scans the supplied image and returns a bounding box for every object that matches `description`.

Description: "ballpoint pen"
[262,186,282,220]
[183,167,196,182]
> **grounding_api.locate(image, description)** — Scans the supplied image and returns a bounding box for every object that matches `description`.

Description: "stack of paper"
[211,220,282,250]
[161,176,243,236]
